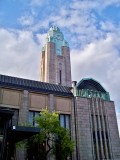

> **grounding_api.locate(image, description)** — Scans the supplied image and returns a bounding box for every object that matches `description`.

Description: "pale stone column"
[71,97,80,160]
[100,99,109,159]
[19,90,29,124]
[46,42,56,84]
[40,50,45,82]
[96,98,104,159]
[62,46,72,87]
[48,94,55,160]
[49,94,55,112]
[17,90,29,160]
[91,98,100,160]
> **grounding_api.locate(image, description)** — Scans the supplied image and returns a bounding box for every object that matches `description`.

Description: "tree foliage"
[33,109,74,160]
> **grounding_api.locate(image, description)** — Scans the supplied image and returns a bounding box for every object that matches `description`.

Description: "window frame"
[59,114,70,129]
[29,111,40,126]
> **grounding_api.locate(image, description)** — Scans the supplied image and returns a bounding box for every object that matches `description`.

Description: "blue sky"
[0,0,120,132]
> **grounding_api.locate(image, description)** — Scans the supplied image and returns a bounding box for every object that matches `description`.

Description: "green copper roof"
[46,26,69,55]
[77,78,107,92]
[76,78,110,101]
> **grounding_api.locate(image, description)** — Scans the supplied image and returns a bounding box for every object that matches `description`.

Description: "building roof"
[77,78,107,93]
[0,74,73,97]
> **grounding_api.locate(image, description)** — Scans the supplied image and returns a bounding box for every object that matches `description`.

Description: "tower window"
[60,70,62,84]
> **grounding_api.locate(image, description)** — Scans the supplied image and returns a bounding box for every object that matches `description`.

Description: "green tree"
[34,109,74,160]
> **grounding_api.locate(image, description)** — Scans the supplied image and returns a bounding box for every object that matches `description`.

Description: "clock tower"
[40,26,71,87]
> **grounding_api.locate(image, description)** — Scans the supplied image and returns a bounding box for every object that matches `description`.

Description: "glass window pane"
[29,112,33,126]
[60,115,64,127]
[34,112,40,127]
[35,112,40,117]
[65,115,70,129]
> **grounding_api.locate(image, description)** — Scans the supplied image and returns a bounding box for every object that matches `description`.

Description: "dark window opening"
[60,70,62,84]
[9,109,19,126]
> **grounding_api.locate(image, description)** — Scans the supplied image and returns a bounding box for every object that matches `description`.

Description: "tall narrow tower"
[40,26,71,87]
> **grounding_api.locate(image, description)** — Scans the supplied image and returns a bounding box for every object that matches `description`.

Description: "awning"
[8,126,40,143]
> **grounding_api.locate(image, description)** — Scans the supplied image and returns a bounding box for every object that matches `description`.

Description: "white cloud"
[18,0,120,47]
[70,1,99,10]
[30,20,50,31]
[18,15,34,26]
[100,21,117,32]
[0,28,40,80]
[104,0,120,6]
[71,32,120,109]
[71,32,120,82]
[30,0,49,6]
[36,33,47,47]
[18,0,120,35]
[30,0,44,6]
[70,0,120,10]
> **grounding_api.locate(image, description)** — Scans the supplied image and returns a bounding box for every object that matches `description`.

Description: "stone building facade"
[0,27,120,160]
[0,75,73,160]
[72,79,120,160]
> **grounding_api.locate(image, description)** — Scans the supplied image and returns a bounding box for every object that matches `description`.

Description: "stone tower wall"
[40,27,71,87]
[62,46,72,87]
[40,42,71,87]
[46,42,56,84]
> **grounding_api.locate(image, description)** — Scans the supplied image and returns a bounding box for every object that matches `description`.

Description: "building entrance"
[0,108,14,160]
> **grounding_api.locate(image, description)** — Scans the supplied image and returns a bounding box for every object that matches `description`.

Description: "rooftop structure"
[76,78,110,101]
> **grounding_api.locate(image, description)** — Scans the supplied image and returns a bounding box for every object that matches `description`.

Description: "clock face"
[56,34,61,40]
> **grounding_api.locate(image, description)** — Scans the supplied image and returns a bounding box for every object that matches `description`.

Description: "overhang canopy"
[8,126,40,143]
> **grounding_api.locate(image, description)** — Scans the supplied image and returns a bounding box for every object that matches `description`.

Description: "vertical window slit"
[60,70,62,84]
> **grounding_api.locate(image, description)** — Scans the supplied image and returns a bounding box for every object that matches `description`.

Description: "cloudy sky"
[0,0,120,132]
